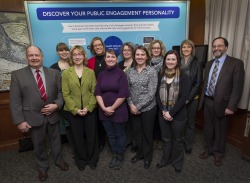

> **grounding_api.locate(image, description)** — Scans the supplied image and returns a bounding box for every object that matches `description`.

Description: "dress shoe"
[175,169,182,174]
[38,169,48,182]
[156,163,166,169]
[130,156,143,164]
[199,151,210,159]
[56,161,69,171]
[144,161,151,169]
[214,155,222,166]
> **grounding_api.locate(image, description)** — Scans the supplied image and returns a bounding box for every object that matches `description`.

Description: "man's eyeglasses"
[212,45,225,49]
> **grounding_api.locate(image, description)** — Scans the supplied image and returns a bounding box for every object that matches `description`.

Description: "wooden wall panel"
[0,0,26,12]
[0,92,22,151]
[189,0,205,44]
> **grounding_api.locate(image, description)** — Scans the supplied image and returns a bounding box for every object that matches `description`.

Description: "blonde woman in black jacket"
[180,40,202,155]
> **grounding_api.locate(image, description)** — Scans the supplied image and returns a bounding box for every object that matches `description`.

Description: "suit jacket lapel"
[216,56,230,86]
[43,67,50,97]
[204,60,214,88]
[68,67,81,87]
[81,67,88,86]
[25,66,41,96]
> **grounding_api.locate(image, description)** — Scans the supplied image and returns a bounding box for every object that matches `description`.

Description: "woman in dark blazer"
[156,50,189,173]
[62,45,99,171]
[180,39,202,155]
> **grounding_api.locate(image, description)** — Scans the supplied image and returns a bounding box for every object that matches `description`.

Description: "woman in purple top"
[95,49,130,170]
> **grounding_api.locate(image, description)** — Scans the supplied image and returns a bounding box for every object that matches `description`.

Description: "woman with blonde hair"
[180,39,202,155]
[148,40,167,73]
[148,40,167,150]
[62,45,99,171]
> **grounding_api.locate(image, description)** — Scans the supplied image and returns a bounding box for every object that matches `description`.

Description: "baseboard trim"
[0,139,19,152]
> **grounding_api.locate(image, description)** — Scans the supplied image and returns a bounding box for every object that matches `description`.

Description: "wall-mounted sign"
[25,1,190,67]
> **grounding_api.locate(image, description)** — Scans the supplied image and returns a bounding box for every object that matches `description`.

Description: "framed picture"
[0,12,30,91]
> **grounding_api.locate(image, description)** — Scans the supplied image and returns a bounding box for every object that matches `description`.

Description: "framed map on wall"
[0,12,30,91]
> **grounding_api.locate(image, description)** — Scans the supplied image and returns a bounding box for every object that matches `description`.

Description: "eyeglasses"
[123,49,132,52]
[93,44,103,48]
[212,45,225,49]
[72,53,84,57]
[152,47,161,50]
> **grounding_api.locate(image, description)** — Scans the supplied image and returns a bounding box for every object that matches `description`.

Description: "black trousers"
[159,112,186,171]
[184,98,199,151]
[65,109,99,168]
[204,97,229,156]
[131,106,157,162]
[153,106,162,140]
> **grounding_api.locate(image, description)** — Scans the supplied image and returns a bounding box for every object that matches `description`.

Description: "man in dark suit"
[10,46,69,181]
[198,37,245,166]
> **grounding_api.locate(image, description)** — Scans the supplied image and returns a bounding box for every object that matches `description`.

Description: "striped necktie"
[36,70,47,102]
[207,60,219,96]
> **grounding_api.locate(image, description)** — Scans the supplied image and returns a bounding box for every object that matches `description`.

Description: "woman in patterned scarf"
[155,50,189,174]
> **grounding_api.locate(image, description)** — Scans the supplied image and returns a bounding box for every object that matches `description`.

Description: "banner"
[25,1,189,66]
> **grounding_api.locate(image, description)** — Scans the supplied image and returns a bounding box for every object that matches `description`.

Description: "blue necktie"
[207,60,219,96]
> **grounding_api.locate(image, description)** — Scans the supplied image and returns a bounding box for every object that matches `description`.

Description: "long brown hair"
[160,50,181,77]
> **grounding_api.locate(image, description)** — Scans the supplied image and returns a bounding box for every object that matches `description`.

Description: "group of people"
[9,36,245,181]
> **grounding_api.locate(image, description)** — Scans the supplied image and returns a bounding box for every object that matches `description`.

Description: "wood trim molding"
[0,139,19,152]
[0,99,9,104]
[0,99,10,110]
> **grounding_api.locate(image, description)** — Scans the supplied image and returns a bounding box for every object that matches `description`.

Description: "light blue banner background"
[25,1,189,67]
